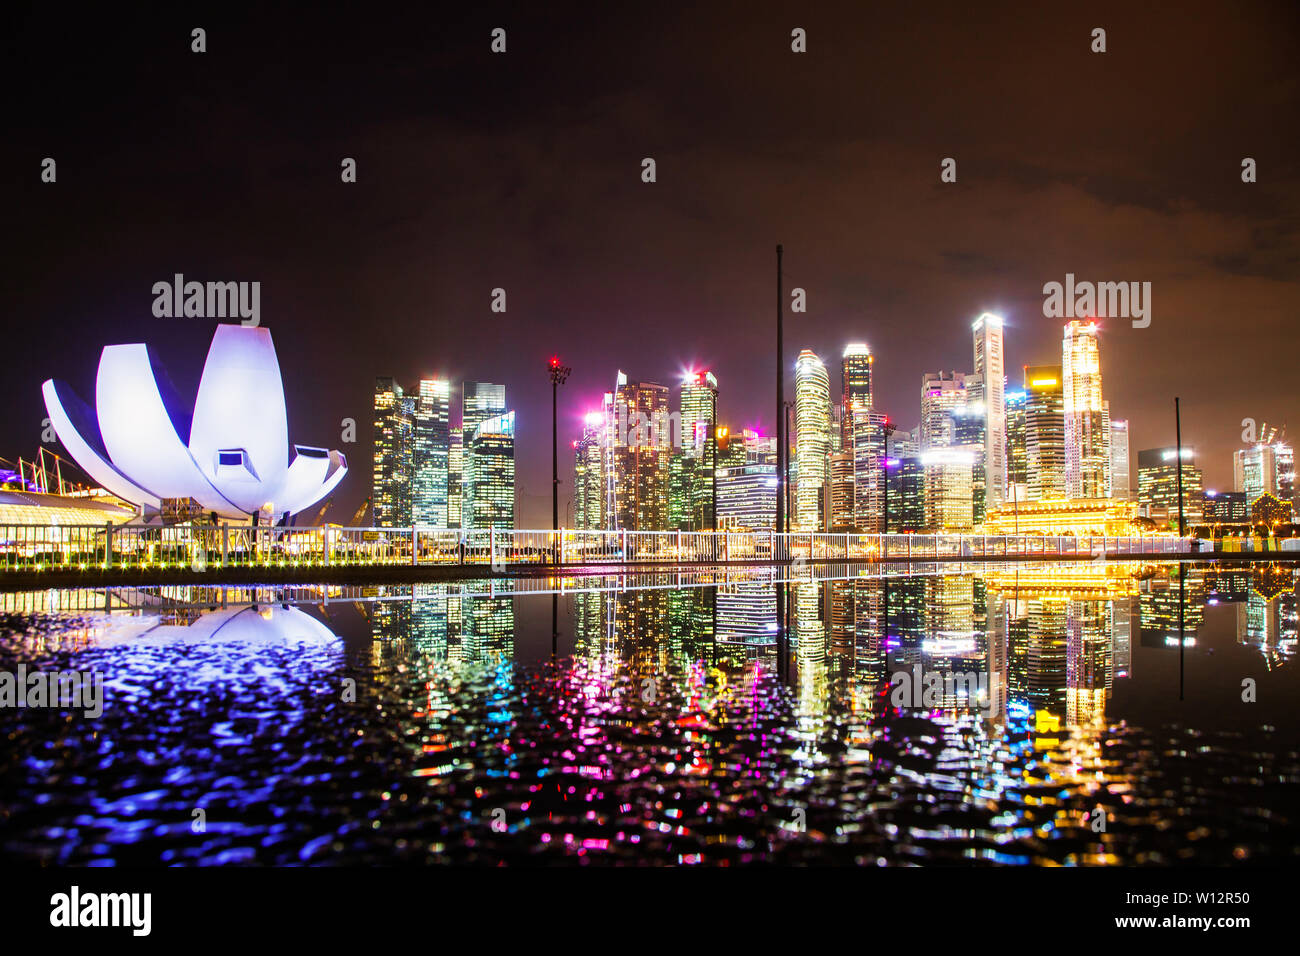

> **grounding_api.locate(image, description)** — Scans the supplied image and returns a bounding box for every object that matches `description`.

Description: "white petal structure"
[42,326,347,522]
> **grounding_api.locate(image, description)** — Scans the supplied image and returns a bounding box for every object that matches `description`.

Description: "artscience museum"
[42,325,347,524]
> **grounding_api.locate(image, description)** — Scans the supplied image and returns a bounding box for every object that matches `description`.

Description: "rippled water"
[1,562,1297,865]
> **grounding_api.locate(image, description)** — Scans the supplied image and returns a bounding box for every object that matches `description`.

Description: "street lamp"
[548,356,572,536]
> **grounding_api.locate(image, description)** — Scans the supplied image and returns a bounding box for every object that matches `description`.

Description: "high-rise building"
[448,425,463,527]
[1024,365,1066,501]
[852,408,891,533]
[1109,418,1131,500]
[573,412,605,529]
[1006,389,1028,504]
[919,371,974,450]
[1062,321,1109,498]
[890,455,926,532]
[463,411,515,529]
[827,450,855,531]
[373,377,414,526]
[972,313,1007,512]
[612,372,671,530]
[413,379,451,525]
[1235,431,1295,514]
[679,370,718,529]
[1137,446,1203,528]
[952,402,986,525]
[680,371,718,459]
[794,350,832,531]
[841,344,873,444]
[716,463,778,530]
[463,382,507,439]
[922,448,975,531]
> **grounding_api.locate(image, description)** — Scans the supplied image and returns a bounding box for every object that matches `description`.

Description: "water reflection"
[0,561,1296,865]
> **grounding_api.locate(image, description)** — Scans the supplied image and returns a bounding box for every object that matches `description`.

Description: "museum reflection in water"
[366,563,1297,729]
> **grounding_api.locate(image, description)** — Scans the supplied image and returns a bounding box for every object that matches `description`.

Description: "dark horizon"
[5,1,1299,526]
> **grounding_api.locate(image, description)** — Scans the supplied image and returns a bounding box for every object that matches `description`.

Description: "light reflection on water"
[0,561,1296,865]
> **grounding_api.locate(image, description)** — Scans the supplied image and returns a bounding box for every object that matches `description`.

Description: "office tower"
[852,408,890,532]
[891,455,926,532]
[1109,418,1130,500]
[794,350,832,531]
[463,411,515,529]
[680,370,718,529]
[612,372,672,530]
[841,343,873,443]
[1006,389,1028,505]
[741,428,777,464]
[920,371,974,450]
[573,412,604,529]
[972,313,1007,512]
[827,450,855,531]
[373,377,414,526]
[448,425,463,527]
[411,379,451,525]
[1235,428,1295,514]
[921,448,975,531]
[1062,320,1109,498]
[952,402,986,525]
[1137,447,1203,527]
[716,462,778,530]
[1024,365,1066,500]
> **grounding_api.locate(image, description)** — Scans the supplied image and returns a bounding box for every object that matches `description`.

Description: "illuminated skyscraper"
[373,377,414,526]
[794,350,832,531]
[972,313,1007,512]
[716,462,778,530]
[463,411,515,529]
[573,412,605,529]
[1235,428,1295,514]
[1024,365,1065,501]
[680,371,717,459]
[1137,446,1203,527]
[679,370,718,529]
[841,343,873,442]
[448,425,463,527]
[463,382,507,440]
[413,378,451,525]
[922,448,975,531]
[1062,321,1109,498]
[827,450,855,531]
[1109,418,1131,500]
[919,371,974,450]
[1006,389,1028,504]
[612,372,671,530]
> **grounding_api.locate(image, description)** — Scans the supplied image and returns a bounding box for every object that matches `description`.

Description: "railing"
[0,523,1196,573]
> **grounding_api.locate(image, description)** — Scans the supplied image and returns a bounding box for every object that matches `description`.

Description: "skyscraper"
[841,343,873,443]
[1024,365,1066,501]
[1137,446,1203,527]
[373,377,414,526]
[1062,320,1109,499]
[1109,418,1130,500]
[972,312,1007,512]
[679,370,718,529]
[612,372,671,530]
[463,410,516,529]
[1006,389,1028,504]
[794,350,832,531]
[919,371,973,451]
[573,412,605,529]
[448,425,463,527]
[413,378,451,525]
[463,382,507,438]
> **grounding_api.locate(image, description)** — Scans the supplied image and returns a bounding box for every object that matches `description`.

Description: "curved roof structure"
[42,326,347,521]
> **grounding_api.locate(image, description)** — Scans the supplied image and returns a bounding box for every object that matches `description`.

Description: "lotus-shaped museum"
[42,325,347,522]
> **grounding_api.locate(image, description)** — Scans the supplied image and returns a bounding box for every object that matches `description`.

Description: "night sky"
[5,1,1299,526]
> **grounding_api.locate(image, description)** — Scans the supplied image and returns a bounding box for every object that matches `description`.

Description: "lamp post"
[549,355,571,544]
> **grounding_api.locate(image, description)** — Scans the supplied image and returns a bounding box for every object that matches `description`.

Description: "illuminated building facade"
[827,450,855,531]
[1006,389,1028,504]
[1109,418,1131,500]
[794,350,832,531]
[1202,490,1249,526]
[841,344,873,444]
[716,463,777,530]
[1235,434,1295,514]
[1024,365,1066,501]
[373,377,414,526]
[573,413,605,529]
[1137,446,1203,527]
[413,379,451,526]
[921,448,974,531]
[852,408,890,533]
[463,411,515,529]
[678,371,718,529]
[919,371,973,451]
[982,497,1139,536]
[448,425,463,528]
[972,312,1007,512]
[1062,321,1109,499]
[612,372,671,530]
